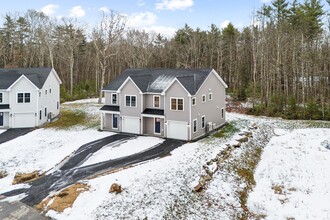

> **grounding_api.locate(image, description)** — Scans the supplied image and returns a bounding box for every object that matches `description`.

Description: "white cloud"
[137,0,146,6]
[69,6,86,18]
[99,6,110,13]
[155,0,194,11]
[142,25,177,39]
[220,20,230,29]
[41,4,59,16]
[128,12,157,28]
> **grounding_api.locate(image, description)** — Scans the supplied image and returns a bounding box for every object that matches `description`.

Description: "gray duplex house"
[100,68,228,141]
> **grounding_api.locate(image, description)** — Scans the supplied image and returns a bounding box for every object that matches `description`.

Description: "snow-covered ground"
[1,98,329,220]
[248,128,330,220]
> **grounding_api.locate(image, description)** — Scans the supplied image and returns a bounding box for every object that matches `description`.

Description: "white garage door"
[122,116,140,134]
[13,113,35,128]
[167,121,188,140]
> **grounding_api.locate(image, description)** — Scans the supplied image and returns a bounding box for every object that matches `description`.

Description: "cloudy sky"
[0,0,329,38]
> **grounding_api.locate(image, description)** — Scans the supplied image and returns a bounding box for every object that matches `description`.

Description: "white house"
[0,68,62,128]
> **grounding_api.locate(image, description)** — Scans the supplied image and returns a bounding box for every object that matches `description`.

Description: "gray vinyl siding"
[164,80,189,122]
[191,72,226,140]
[143,117,164,136]
[143,94,164,109]
[120,79,141,117]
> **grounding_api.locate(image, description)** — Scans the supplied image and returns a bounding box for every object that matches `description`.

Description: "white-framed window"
[202,94,206,103]
[0,93,2,103]
[49,88,52,94]
[17,93,30,103]
[221,108,224,119]
[45,90,47,95]
[57,101,59,110]
[192,97,196,106]
[45,107,47,117]
[170,98,184,111]
[154,95,160,108]
[39,110,42,120]
[111,93,118,105]
[201,115,205,129]
[125,95,136,107]
[193,119,197,133]
[39,92,41,97]
[208,93,213,101]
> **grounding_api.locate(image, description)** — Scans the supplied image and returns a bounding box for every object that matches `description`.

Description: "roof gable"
[103,68,215,95]
[0,68,53,89]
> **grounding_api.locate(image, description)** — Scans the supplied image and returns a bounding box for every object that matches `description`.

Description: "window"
[125,95,136,107]
[17,93,24,103]
[201,116,205,129]
[39,92,41,97]
[192,97,196,106]
[208,93,213,101]
[49,88,52,94]
[57,101,59,110]
[154,96,160,108]
[111,94,117,105]
[113,114,118,129]
[0,93,2,103]
[45,107,47,117]
[39,110,42,120]
[25,93,30,103]
[193,119,197,133]
[45,90,47,95]
[221,108,224,119]
[202,94,206,103]
[170,98,184,111]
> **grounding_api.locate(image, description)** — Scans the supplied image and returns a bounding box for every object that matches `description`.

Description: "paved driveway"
[2,133,186,207]
[0,128,34,145]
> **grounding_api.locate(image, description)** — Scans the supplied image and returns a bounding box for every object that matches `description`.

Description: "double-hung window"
[17,93,30,103]
[112,94,118,105]
[170,98,183,111]
[154,96,160,108]
[201,116,205,129]
[193,119,197,133]
[192,97,196,106]
[0,93,2,103]
[125,95,136,107]
[202,94,206,103]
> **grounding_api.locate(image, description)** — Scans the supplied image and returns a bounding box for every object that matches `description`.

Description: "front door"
[155,118,161,134]
[112,114,118,129]
[0,112,3,126]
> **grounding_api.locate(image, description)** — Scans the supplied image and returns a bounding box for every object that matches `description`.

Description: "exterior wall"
[191,72,226,140]
[104,91,118,106]
[37,70,61,126]
[119,80,142,117]
[143,117,164,136]
[144,94,164,109]
[164,80,190,122]
[0,91,9,104]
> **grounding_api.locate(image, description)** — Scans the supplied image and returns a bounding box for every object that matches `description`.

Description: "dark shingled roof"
[100,105,120,112]
[142,108,165,116]
[103,68,213,95]
[0,68,53,89]
[0,104,10,109]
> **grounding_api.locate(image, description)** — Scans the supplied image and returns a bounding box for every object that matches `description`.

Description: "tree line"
[0,0,329,120]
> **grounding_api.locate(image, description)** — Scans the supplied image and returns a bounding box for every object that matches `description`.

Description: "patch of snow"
[248,128,330,220]
[273,128,288,136]
[62,98,104,105]
[0,130,6,135]
[81,136,165,167]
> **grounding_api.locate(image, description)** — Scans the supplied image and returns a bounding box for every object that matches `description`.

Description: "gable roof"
[103,68,216,95]
[0,67,53,90]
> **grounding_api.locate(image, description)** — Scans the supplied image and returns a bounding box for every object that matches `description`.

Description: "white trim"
[0,112,4,127]
[117,77,142,93]
[201,115,205,129]
[154,118,161,134]
[153,95,160,108]
[195,69,228,95]
[208,92,213,101]
[141,114,165,119]
[192,97,196,106]
[111,93,118,105]
[7,75,39,91]
[161,78,191,96]
[51,68,63,85]
[193,119,197,133]
[124,95,137,108]
[170,97,184,111]
[202,94,206,103]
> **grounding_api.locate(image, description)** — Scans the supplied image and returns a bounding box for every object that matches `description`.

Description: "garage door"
[122,116,140,134]
[13,113,35,128]
[167,121,188,140]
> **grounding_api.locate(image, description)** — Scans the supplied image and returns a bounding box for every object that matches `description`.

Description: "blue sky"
[0,0,329,38]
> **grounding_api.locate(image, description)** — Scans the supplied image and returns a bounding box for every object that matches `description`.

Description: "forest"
[0,0,329,120]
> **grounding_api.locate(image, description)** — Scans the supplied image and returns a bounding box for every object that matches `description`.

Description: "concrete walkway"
[0,196,48,220]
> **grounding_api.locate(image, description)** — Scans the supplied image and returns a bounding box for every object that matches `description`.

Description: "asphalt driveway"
[0,128,34,145]
[2,133,186,207]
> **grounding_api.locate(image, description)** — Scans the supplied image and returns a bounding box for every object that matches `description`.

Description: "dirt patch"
[36,183,90,213]
[226,98,252,114]
[0,170,8,179]
[12,170,44,184]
